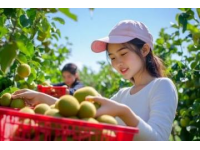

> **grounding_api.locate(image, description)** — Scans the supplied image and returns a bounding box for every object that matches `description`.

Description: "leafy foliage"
[0,8,77,95]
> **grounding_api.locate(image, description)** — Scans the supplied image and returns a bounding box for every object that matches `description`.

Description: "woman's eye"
[111,57,115,60]
[121,53,127,56]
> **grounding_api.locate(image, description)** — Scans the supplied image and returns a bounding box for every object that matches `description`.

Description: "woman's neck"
[133,69,156,87]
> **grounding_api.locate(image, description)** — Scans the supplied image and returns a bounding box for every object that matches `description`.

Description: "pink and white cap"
[91,20,153,53]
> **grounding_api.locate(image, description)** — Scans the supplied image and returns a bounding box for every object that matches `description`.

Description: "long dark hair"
[106,38,166,81]
[62,63,80,80]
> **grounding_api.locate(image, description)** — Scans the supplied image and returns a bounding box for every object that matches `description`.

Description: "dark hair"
[106,38,166,81]
[62,63,80,80]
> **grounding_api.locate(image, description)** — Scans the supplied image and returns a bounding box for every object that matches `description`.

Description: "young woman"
[53,63,84,95]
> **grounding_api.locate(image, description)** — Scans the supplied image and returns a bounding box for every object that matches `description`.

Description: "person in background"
[53,63,84,95]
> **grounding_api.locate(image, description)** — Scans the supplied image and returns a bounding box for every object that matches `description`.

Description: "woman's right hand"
[12,89,41,106]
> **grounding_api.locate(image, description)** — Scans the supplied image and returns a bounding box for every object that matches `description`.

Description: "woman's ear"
[141,44,150,57]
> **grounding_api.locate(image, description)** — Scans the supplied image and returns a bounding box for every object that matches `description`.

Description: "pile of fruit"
[0,87,118,141]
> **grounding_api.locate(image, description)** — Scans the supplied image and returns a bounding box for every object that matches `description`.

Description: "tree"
[0,8,77,94]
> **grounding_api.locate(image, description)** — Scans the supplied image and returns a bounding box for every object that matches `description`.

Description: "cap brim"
[91,36,135,53]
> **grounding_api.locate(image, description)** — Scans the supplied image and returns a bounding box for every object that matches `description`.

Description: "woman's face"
[107,43,144,80]
[62,71,76,86]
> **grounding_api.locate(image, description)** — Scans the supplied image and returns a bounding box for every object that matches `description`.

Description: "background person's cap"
[91,20,153,53]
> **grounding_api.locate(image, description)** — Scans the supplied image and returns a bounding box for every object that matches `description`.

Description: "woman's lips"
[120,68,129,74]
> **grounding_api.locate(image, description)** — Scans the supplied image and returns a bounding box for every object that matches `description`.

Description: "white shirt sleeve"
[135,78,178,141]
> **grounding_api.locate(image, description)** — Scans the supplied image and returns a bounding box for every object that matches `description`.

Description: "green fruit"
[180,108,187,116]
[180,117,190,127]
[44,109,63,131]
[68,116,79,119]
[20,107,35,114]
[94,102,101,109]
[82,118,99,124]
[34,103,50,115]
[44,109,63,117]
[28,82,37,90]
[20,83,28,89]
[37,31,47,42]
[58,95,80,117]
[17,64,31,78]
[10,99,25,109]
[14,74,24,81]
[1,93,12,106]
[55,100,59,109]
[42,81,51,86]
[96,115,118,125]
[74,86,99,103]
[78,101,96,118]
[50,104,55,109]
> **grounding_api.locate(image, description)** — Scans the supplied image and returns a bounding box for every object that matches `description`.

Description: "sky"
[51,8,181,72]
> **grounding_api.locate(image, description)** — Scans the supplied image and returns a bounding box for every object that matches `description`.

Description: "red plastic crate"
[0,107,139,141]
[37,85,67,98]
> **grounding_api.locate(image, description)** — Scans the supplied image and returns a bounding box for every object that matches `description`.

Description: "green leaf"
[192,32,200,45]
[51,22,56,28]
[30,60,41,68]
[178,8,191,12]
[0,43,17,73]
[156,38,165,45]
[39,18,51,33]
[56,29,61,37]
[15,34,34,57]
[187,24,199,33]
[26,8,37,25]
[52,17,65,25]
[0,26,8,38]
[173,39,182,45]
[175,13,180,23]
[178,13,188,33]
[170,22,179,29]
[0,15,6,26]
[37,72,45,81]
[3,8,16,18]
[27,68,36,83]
[49,8,57,13]
[19,14,30,27]
[52,34,59,41]
[0,86,19,97]
[16,53,27,63]
[58,8,77,21]
[196,8,200,19]
[186,9,194,20]
[16,40,34,57]
[190,61,197,69]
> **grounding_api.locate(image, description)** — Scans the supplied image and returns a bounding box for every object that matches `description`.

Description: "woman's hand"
[66,88,70,95]
[12,89,41,106]
[86,96,139,127]
[85,96,126,118]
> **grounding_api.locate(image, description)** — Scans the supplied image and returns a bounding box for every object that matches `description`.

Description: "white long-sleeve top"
[111,77,178,141]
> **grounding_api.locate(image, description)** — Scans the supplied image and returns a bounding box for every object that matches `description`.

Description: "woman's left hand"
[85,96,126,117]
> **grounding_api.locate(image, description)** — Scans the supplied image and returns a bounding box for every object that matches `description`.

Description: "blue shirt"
[53,80,84,95]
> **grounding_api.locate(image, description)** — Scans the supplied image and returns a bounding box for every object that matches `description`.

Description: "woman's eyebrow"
[108,47,127,55]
